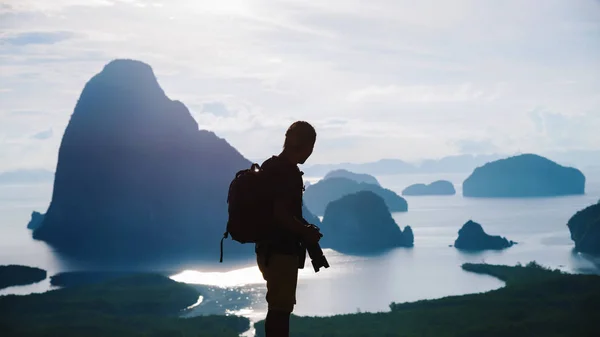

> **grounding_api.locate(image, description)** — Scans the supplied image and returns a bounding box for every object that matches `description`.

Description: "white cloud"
[0,0,599,169]
[0,0,113,13]
[347,83,504,104]
[31,128,53,140]
[454,139,499,154]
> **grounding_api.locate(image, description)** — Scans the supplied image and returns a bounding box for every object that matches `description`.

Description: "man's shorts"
[257,252,299,313]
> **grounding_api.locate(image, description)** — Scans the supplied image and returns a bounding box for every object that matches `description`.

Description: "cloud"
[0,0,113,13]
[31,128,53,140]
[0,0,599,169]
[454,139,499,154]
[527,108,600,151]
[347,83,502,104]
[6,110,49,116]
[0,31,76,45]
[201,102,234,117]
[529,108,545,133]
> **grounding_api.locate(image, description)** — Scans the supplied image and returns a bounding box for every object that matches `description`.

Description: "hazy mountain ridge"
[301,151,600,177]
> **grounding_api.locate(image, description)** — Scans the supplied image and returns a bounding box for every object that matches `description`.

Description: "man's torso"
[256,155,306,261]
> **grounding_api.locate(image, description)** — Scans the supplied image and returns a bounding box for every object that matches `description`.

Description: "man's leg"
[265,310,290,336]
[257,253,299,337]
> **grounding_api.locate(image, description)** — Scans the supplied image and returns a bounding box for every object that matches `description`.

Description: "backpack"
[220,163,274,262]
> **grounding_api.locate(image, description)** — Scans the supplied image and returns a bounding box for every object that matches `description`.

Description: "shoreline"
[2,259,598,337]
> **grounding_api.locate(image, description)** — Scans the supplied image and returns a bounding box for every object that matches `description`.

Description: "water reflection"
[171,266,264,287]
[185,295,204,310]
[0,277,59,296]
[170,250,342,288]
[570,250,600,275]
[2,178,600,323]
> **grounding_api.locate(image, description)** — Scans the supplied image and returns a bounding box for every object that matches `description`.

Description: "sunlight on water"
[226,308,264,337]
[0,278,58,296]
[185,295,204,310]
[171,265,266,287]
[170,261,324,288]
[226,308,256,317]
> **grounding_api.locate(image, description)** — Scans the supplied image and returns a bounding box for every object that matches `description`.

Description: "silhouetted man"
[257,121,322,337]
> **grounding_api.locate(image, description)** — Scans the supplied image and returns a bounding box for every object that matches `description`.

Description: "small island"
[320,191,413,254]
[26,211,44,230]
[402,180,456,196]
[567,202,600,254]
[454,220,516,251]
[303,177,408,216]
[323,169,380,186]
[0,265,47,290]
[462,154,585,197]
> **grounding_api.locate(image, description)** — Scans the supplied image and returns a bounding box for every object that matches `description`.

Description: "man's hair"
[284,121,316,150]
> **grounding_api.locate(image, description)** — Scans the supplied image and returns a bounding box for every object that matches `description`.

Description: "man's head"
[283,121,316,165]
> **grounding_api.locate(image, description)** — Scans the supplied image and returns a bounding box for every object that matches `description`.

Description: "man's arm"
[273,199,321,244]
[273,198,309,236]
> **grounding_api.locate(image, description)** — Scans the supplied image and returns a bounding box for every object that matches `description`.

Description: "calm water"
[1,170,600,330]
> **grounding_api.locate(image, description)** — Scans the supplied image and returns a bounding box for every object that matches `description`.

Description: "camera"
[303,224,330,273]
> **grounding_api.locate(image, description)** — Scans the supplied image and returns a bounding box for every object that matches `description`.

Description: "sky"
[0,0,599,171]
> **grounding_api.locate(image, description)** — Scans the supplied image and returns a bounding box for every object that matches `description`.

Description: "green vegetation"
[461,261,565,285]
[50,271,138,287]
[1,273,249,337]
[255,262,599,337]
[0,265,46,289]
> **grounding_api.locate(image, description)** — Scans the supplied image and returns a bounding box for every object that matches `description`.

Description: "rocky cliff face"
[454,220,515,251]
[320,190,413,254]
[567,203,600,255]
[33,59,252,262]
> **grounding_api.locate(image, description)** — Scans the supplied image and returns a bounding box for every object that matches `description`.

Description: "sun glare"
[170,262,324,288]
[170,265,266,287]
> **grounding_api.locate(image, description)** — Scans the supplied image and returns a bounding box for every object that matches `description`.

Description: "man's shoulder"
[260,156,279,169]
[261,156,299,174]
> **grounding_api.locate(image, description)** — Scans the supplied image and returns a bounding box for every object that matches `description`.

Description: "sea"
[1,169,600,336]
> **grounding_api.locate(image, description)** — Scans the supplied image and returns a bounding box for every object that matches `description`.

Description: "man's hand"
[301,225,322,245]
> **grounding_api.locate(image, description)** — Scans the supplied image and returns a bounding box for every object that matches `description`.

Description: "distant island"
[463,154,585,197]
[303,177,408,216]
[454,220,516,251]
[302,154,504,176]
[254,262,599,336]
[26,211,44,230]
[323,169,380,186]
[402,180,456,196]
[567,202,600,255]
[320,191,413,253]
[0,265,47,290]
[301,151,600,177]
[304,158,416,176]
[0,271,249,336]
[30,59,254,263]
